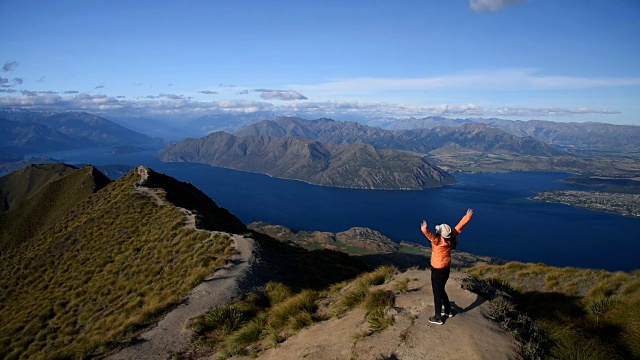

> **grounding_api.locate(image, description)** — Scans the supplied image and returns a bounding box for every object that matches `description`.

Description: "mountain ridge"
[0,163,84,212]
[0,164,111,251]
[158,131,454,190]
[0,117,94,154]
[0,109,158,155]
[235,116,640,178]
[368,115,640,150]
[235,116,565,157]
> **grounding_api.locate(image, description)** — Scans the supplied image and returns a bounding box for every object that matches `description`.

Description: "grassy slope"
[0,163,79,212]
[466,262,640,359]
[0,169,237,359]
[0,165,111,251]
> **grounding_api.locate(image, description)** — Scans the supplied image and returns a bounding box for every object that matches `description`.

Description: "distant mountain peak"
[158,131,454,190]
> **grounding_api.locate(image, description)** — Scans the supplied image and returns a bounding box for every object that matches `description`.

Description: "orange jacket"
[422,212,473,269]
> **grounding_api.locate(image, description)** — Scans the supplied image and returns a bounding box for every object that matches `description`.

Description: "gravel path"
[107,234,254,360]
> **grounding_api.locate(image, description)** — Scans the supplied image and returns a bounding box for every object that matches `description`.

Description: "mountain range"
[7,108,631,153]
[235,116,566,157]
[158,131,454,190]
[0,109,158,155]
[232,116,640,178]
[157,116,577,190]
[2,109,639,187]
[368,116,640,150]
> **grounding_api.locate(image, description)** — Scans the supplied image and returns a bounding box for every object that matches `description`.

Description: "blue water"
[38,146,640,272]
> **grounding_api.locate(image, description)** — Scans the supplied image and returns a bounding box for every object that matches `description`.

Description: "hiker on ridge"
[420,208,473,325]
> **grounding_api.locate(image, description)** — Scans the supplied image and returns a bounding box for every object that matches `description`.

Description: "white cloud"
[254,89,308,101]
[279,101,619,118]
[291,69,640,94]
[470,0,527,13]
[161,93,184,100]
[0,92,621,120]
[0,93,275,116]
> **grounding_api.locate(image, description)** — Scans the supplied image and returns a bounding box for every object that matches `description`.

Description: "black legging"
[431,266,451,318]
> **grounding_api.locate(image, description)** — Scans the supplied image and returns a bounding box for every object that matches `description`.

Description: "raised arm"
[454,208,473,234]
[421,220,439,243]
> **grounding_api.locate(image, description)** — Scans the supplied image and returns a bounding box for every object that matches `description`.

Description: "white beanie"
[435,224,452,238]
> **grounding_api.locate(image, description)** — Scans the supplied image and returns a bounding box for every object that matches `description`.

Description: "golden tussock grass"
[0,170,236,359]
[465,261,640,359]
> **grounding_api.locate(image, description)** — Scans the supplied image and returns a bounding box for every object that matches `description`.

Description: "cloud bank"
[0,92,619,120]
[292,69,640,93]
[470,0,527,13]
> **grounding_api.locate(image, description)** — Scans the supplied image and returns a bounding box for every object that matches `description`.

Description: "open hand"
[467,208,474,217]
[421,220,427,232]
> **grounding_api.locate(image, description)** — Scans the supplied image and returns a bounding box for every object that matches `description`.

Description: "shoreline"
[530,190,640,218]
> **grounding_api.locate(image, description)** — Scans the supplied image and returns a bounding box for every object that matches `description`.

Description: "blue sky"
[1,0,639,124]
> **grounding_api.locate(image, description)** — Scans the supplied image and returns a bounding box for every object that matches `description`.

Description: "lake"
[35,146,640,272]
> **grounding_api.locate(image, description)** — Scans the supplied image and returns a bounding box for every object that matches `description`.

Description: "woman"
[420,208,473,325]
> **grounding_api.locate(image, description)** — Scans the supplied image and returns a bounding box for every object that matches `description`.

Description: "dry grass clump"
[187,266,398,359]
[264,281,293,306]
[332,265,397,316]
[328,266,397,336]
[465,262,640,360]
[0,170,236,359]
[364,290,395,333]
[188,282,323,359]
[392,277,411,293]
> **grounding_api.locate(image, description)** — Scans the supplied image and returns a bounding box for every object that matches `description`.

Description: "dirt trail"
[107,167,255,360]
[107,234,254,360]
[231,270,521,360]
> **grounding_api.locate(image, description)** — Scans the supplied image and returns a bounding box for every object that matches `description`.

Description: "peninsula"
[532,190,640,217]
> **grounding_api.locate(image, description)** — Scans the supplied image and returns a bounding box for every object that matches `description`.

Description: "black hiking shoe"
[428,316,443,325]
[441,310,454,318]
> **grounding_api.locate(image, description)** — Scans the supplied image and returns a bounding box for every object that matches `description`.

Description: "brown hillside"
[0,163,80,212]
